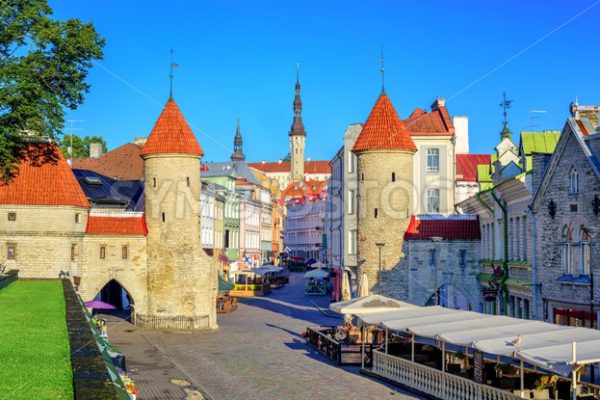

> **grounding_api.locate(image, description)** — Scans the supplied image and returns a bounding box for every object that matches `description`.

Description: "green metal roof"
[520,131,560,155]
[477,163,493,190]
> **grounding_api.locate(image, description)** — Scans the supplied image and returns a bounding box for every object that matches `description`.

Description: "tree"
[282,152,291,162]
[0,0,105,179]
[59,134,107,158]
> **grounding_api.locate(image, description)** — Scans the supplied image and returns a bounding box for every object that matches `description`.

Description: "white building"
[284,186,327,261]
[200,183,216,249]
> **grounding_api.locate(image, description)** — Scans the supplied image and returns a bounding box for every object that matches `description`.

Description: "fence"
[306,326,375,366]
[135,313,210,330]
[0,269,18,290]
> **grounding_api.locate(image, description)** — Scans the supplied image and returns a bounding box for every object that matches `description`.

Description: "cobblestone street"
[107,273,420,400]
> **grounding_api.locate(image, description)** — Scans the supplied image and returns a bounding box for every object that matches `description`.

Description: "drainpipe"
[523,206,539,320]
[490,190,509,316]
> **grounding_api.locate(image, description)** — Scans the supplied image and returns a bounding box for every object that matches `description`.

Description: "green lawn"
[0,280,73,400]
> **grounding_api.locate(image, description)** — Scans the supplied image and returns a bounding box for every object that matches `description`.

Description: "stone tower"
[230,117,245,162]
[140,97,217,330]
[289,72,306,181]
[352,92,417,294]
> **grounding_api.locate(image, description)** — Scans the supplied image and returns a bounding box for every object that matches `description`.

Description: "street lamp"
[375,242,385,294]
[430,236,443,306]
[582,225,600,385]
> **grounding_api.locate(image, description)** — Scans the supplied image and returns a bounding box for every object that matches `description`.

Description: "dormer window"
[569,166,579,195]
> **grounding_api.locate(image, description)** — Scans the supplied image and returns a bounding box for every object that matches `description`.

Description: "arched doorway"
[93,279,135,320]
[425,284,471,310]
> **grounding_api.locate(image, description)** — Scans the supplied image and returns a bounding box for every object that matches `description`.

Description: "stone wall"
[402,239,481,310]
[144,155,217,329]
[77,234,148,314]
[536,129,600,321]
[0,205,88,278]
[356,149,414,292]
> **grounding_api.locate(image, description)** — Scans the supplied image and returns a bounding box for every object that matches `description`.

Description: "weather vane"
[379,45,385,93]
[169,49,178,99]
[499,91,512,127]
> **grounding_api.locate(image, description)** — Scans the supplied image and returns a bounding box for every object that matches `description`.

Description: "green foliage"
[0,0,104,179]
[59,134,106,158]
[282,152,291,162]
[0,280,73,399]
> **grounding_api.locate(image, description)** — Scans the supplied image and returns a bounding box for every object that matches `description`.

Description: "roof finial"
[296,62,300,83]
[499,91,513,140]
[169,49,178,99]
[379,45,385,94]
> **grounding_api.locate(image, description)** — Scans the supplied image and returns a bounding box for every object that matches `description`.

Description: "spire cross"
[379,45,385,93]
[296,62,300,82]
[499,91,512,127]
[169,49,178,99]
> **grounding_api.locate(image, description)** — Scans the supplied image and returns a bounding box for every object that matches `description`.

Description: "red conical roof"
[0,143,90,207]
[140,98,204,157]
[352,93,417,153]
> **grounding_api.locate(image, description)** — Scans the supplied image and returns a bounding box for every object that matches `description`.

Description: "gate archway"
[92,279,135,319]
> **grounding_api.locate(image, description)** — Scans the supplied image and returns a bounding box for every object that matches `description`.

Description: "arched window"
[581,230,591,276]
[569,166,579,195]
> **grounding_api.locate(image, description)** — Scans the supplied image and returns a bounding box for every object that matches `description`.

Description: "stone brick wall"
[536,129,600,321]
[402,240,481,310]
[77,235,148,314]
[144,155,217,329]
[0,205,88,278]
[356,149,414,292]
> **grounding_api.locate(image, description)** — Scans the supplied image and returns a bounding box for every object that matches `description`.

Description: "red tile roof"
[404,215,480,241]
[72,143,144,180]
[404,105,455,136]
[86,214,148,235]
[352,93,417,153]
[280,179,327,206]
[248,160,331,174]
[0,143,90,207]
[140,99,204,157]
[456,154,491,182]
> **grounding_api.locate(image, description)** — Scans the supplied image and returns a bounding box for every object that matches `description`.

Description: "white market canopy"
[309,261,327,269]
[329,294,417,315]
[361,305,600,376]
[303,268,330,279]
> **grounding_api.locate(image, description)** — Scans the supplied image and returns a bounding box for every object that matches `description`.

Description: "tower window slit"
[162,212,166,222]
[374,208,378,218]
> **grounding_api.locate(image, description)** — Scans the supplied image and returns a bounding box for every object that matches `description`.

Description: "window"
[459,249,467,267]
[153,177,156,188]
[75,213,81,223]
[7,243,16,260]
[569,166,578,195]
[426,189,440,213]
[187,177,190,187]
[515,217,520,259]
[348,230,357,255]
[429,248,436,266]
[346,189,355,214]
[391,172,396,182]
[7,212,16,221]
[162,212,166,222]
[427,148,440,172]
[225,230,230,248]
[347,152,355,173]
[374,208,378,218]
[570,204,578,212]
[522,216,528,261]
[122,246,128,260]
[361,173,364,182]
[71,244,76,261]
[100,246,106,260]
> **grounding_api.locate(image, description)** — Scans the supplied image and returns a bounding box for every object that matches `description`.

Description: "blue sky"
[53,1,599,161]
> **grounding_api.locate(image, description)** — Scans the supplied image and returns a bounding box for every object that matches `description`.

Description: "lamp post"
[375,242,385,294]
[582,225,600,385]
[430,237,443,306]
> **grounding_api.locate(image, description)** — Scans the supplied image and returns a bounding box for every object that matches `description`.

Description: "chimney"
[453,116,469,154]
[431,97,445,110]
[89,142,103,159]
[134,137,147,147]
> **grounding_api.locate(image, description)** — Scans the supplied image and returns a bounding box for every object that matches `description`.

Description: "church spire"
[230,117,246,162]
[289,63,306,137]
